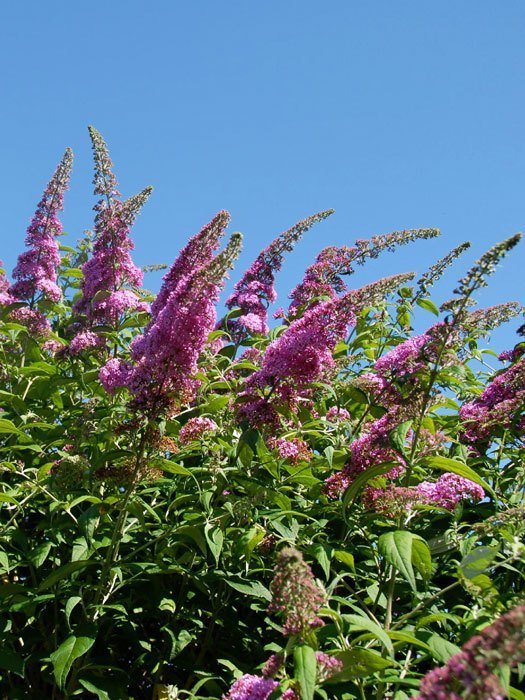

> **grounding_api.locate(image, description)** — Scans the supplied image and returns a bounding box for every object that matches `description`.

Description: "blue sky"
[1,1,523,349]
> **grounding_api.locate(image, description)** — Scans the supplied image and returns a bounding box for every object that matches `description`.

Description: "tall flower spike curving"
[239,273,414,427]
[151,210,231,319]
[11,148,73,306]
[100,233,243,414]
[224,209,334,336]
[73,127,152,328]
[287,227,438,318]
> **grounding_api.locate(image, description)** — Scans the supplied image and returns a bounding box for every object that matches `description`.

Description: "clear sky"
[1,1,523,349]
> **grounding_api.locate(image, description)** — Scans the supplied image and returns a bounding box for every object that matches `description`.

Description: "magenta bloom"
[74,127,151,327]
[223,674,278,700]
[416,473,485,510]
[239,274,413,428]
[179,416,218,444]
[151,210,230,319]
[225,210,333,336]
[69,330,104,356]
[324,411,407,499]
[0,262,15,306]
[11,148,73,305]
[288,228,437,318]
[416,605,525,699]
[99,233,242,414]
[459,357,525,444]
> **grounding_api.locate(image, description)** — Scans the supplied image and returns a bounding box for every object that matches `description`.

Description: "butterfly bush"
[225,209,333,336]
[0,130,523,699]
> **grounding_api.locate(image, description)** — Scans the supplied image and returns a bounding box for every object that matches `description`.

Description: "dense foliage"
[0,129,524,700]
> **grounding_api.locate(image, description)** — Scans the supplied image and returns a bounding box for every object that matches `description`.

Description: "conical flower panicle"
[238,274,413,428]
[11,148,73,305]
[441,234,522,320]
[288,228,437,317]
[121,186,154,227]
[151,210,231,319]
[225,209,333,335]
[100,233,243,415]
[463,302,522,334]
[416,241,471,297]
[269,548,325,638]
[416,605,525,699]
[73,128,151,327]
[459,356,525,444]
[88,125,119,198]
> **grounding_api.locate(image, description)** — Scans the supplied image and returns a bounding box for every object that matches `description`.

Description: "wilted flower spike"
[416,605,525,699]
[11,148,73,305]
[226,209,333,335]
[152,210,230,318]
[269,547,326,637]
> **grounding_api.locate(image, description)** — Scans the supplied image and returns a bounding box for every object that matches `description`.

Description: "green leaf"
[204,524,224,565]
[344,614,395,657]
[459,546,499,579]
[293,645,317,700]
[378,531,423,592]
[417,298,440,316]
[28,541,53,568]
[225,579,272,601]
[389,421,412,456]
[50,628,97,689]
[311,544,332,579]
[411,538,432,581]
[342,462,398,509]
[327,648,395,681]
[155,458,191,476]
[421,456,494,497]
[424,633,460,663]
[0,418,23,436]
[38,560,94,591]
[0,648,25,677]
[334,550,355,571]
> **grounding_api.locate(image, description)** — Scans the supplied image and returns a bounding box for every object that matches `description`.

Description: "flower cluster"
[459,357,525,444]
[416,604,525,699]
[267,436,312,463]
[269,547,325,637]
[225,210,333,336]
[324,410,408,499]
[152,210,230,319]
[315,652,343,682]
[288,228,437,318]
[222,674,278,700]
[416,473,485,509]
[239,274,413,429]
[179,416,218,444]
[363,473,484,518]
[0,262,14,305]
[11,148,73,305]
[100,233,243,413]
[73,127,151,327]
[326,406,350,422]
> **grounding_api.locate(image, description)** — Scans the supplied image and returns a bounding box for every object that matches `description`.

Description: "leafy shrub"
[0,128,523,699]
